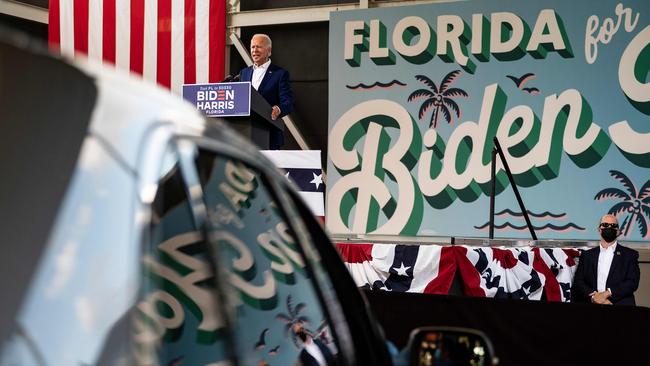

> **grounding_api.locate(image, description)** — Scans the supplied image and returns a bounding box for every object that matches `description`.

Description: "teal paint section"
[327,0,650,241]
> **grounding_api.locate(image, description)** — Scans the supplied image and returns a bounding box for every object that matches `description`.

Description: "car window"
[0,137,140,366]
[284,189,394,366]
[133,144,232,365]
[193,147,342,366]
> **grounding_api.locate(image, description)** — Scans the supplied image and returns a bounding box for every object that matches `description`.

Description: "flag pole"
[493,137,537,240]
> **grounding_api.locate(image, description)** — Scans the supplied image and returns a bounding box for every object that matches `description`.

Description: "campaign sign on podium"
[182,82,251,117]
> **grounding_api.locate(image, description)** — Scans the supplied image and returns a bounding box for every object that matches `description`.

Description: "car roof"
[0,31,99,343]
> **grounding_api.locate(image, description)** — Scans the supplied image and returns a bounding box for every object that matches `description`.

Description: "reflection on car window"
[0,138,140,366]
[134,145,230,365]
[196,151,339,366]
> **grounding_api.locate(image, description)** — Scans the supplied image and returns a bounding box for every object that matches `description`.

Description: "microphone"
[221,74,240,82]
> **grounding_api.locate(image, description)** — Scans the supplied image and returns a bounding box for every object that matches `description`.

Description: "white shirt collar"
[253,59,271,70]
[600,241,617,252]
[303,339,327,366]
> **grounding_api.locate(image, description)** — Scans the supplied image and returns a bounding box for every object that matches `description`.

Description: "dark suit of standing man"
[572,214,640,305]
[298,338,336,366]
[240,34,294,150]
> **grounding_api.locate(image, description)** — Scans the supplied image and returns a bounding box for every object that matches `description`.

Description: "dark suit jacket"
[240,63,294,149]
[571,244,640,305]
[298,339,336,366]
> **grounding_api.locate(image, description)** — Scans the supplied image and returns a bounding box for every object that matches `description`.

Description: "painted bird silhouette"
[268,345,280,356]
[506,73,540,94]
[522,87,540,95]
[255,328,269,350]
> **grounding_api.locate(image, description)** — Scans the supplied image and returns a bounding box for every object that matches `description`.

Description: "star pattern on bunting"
[393,262,411,276]
[310,172,323,189]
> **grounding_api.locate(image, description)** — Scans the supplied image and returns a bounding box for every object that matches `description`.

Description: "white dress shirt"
[251,59,271,90]
[597,242,617,292]
[303,339,327,366]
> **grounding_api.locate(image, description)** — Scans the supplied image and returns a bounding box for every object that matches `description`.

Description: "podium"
[182,81,283,149]
[222,87,283,150]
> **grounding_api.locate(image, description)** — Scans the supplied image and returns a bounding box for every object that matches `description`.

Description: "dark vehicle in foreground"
[0,32,495,366]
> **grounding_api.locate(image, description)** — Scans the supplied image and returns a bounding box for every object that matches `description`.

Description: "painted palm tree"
[407,70,469,128]
[594,170,650,238]
[274,295,310,348]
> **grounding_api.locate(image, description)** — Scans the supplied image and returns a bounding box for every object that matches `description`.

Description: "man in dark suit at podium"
[240,34,294,149]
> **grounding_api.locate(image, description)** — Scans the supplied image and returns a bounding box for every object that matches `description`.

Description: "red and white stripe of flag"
[48,0,226,95]
[261,150,325,221]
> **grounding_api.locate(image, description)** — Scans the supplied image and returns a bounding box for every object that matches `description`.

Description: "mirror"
[408,327,498,366]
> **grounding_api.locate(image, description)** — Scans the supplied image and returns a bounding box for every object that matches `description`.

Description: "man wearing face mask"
[572,214,640,305]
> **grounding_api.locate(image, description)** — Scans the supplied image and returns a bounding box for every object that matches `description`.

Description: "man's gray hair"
[599,213,619,226]
[252,33,272,47]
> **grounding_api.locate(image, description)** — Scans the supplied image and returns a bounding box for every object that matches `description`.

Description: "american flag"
[48,0,226,95]
[261,150,325,220]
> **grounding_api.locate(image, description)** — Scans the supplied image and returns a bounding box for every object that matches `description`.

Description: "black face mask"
[297,330,308,342]
[600,227,618,243]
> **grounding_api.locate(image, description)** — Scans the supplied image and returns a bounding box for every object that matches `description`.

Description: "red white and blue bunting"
[337,243,583,302]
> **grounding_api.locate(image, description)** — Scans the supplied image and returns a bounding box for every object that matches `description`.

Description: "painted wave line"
[495,208,567,220]
[346,80,407,90]
[474,222,586,232]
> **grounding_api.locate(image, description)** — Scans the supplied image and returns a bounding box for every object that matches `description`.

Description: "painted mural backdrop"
[327,0,650,241]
